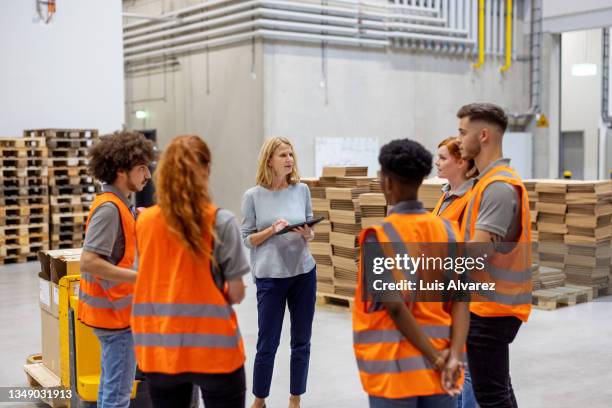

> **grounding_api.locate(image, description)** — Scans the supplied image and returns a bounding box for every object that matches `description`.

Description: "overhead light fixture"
[135,110,148,119]
[571,63,597,77]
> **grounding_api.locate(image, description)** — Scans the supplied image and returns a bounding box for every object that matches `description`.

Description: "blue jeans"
[369,394,456,408]
[94,329,136,408]
[457,366,479,408]
[253,268,316,398]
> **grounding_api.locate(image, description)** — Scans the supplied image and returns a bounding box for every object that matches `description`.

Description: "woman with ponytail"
[131,135,250,408]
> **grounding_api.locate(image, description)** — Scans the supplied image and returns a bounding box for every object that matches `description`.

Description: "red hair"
[438,137,478,178]
[155,135,214,256]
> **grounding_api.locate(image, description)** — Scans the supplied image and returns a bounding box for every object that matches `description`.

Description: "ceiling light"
[571,63,597,77]
[135,110,148,119]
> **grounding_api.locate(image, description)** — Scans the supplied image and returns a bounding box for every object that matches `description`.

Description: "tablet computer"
[276,217,326,235]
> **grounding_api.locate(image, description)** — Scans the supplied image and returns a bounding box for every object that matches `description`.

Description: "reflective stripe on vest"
[353,325,451,344]
[356,352,467,375]
[81,272,123,291]
[132,303,232,319]
[80,292,133,310]
[133,332,241,348]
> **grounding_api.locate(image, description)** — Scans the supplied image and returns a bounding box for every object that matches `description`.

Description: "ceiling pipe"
[603,28,612,128]
[472,0,485,68]
[500,0,512,72]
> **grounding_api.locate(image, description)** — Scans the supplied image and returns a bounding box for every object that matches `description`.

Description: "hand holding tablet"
[275,217,326,235]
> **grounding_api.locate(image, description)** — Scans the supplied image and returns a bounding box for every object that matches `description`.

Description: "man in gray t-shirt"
[457,103,529,408]
[79,131,154,408]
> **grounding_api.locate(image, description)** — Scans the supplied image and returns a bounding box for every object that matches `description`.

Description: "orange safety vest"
[131,204,245,374]
[460,165,532,322]
[433,188,472,224]
[78,192,136,329]
[353,206,464,399]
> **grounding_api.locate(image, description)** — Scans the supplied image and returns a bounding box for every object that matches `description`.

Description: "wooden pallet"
[49,184,97,196]
[0,166,49,178]
[0,147,48,158]
[48,166,89,177]
[0,137,46,148]
[0,253,39,264]
[50,203,91,214]
[532,285,593,310]
[1,195,49,206]
[48,147,90,158]
[0,157,47,167]
[0,185,49,197]
[51,212,88,224]
[23,354,68,408]
[1,242,49,257]
[0,214,49,226]
[46,137,94,149]
[50,193,94,206]
[25,128,99,139]
[2,204,49,217]
[51,240,83,250]
[48,157,89,167]
[316,292,354,311]
[48,174,94,187]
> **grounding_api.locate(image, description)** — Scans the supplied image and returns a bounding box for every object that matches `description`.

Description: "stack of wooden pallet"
[535,180,568,270]
[24,129,99,249]
[564,181,612,290]
[0,137,50,264]
[418,178,445,211]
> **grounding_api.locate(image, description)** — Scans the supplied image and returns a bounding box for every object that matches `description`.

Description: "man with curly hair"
[78,131,154,408]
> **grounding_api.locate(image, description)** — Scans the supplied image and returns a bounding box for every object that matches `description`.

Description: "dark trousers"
[253,268,317,398]
[467,313,522,408]
[146,366,246,408]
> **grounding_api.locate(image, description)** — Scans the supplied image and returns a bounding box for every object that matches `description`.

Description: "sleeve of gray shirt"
[240,190,256,249]
[214,209,251,280]
[82,203,121,258]
[303,183,314,222]
[474,181,519,238]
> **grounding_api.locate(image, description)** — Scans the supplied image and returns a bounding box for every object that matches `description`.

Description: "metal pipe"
[603,28,612,127]
[500,0,512,72]
[472,0,485,68]
[124,0,232,30]
[123,12,178,22]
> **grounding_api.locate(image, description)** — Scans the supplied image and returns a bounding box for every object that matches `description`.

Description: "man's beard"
[127,178,146,192]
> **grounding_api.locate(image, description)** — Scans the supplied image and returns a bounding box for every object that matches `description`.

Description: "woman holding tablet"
[241,137,317,408]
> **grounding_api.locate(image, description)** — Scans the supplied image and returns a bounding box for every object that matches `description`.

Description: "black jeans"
[146,366,246,408]
[467,313,522,408]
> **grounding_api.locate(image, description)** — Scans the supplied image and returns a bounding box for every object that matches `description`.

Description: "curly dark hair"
[379,139,432,185]
[88,131,155,183]
[457,103,508,132]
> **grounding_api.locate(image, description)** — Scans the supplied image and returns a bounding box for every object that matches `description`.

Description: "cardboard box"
[39,278,52,314]
[50,253,81,284]
[38,248,82,282]
[50,282,60,318]
[40,309,61,378]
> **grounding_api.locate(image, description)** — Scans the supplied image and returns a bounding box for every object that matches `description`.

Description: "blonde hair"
[256,137,300,188]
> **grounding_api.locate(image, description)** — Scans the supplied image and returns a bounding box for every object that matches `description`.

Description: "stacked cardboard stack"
[564,181,612,289]
[418,178,445,211]
[359,193,387,228]
[24,129,99,249]
[532,265,566,290]
[0,137,50,264]
[535,180,568,269]
[305,178,334,294]
[328,186,366,297]
[321,166,368,177]
[524,180,538,242]
[37,248,81,378]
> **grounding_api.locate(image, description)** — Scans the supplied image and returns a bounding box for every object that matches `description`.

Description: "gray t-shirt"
[474,158,522,242]
[240,183,315,279]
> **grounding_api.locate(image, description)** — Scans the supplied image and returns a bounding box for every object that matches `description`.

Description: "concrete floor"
[1,262,612,407]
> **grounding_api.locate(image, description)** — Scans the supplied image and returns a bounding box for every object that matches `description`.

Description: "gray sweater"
[240,183,316,279]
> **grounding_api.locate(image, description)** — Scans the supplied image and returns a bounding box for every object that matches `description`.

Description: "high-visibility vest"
[433,188,472,225]
[78,192,136,329]
[353,206,464,399]
[131,204,245,374]
[460,165,532,322]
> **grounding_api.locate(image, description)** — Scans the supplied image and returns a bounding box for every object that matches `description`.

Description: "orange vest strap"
[353,325,451,344]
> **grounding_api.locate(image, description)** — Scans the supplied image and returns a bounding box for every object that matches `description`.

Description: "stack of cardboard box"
[37,248,81,379]
[535,180,568,270]
[359,193,387,229]
[418,178,445,211]
[564,181,612,290]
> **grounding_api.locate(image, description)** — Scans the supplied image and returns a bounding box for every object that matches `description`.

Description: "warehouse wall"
[561,29,602,180]
[262,41,530,178]
[543,0,612,33]
[0,0,124,135]
[125,42,265,215]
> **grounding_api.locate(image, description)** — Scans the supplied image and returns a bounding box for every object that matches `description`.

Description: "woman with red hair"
[131,135,250,408]
[433,137,477,224]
